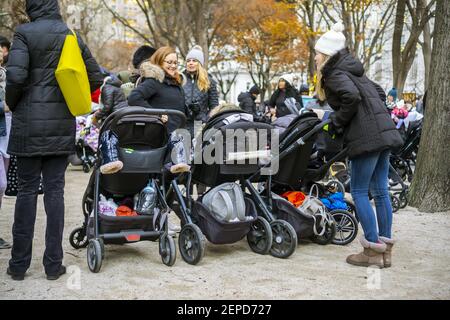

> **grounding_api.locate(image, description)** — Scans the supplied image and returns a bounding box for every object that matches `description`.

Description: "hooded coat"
[322,48,403,159]
[96,77,128,121]
[128,62,186,133]
[5,0,103,157]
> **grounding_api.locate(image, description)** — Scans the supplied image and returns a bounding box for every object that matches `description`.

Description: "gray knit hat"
[186,45,205,66]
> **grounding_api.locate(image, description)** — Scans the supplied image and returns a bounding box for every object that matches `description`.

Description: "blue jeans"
[350,149,392,243]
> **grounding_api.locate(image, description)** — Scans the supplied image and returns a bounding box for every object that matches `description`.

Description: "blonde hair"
[150,46,182,85]
[316,54,331,101]
[194,64,211,92]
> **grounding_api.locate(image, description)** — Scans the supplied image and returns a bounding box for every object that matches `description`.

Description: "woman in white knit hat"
[183,45,219,135]
[315,22,403,268]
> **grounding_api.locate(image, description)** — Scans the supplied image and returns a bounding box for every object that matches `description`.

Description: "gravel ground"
[1,167,449,300]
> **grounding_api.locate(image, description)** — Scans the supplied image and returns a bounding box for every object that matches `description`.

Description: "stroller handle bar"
[109,106,187,129]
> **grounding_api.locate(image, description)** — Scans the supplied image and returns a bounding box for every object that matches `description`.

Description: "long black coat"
[128,63,186,133]
[322,48,403,159]
[5,0,103,157]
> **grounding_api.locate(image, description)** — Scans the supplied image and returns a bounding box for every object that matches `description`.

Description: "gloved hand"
[323,122,344,139]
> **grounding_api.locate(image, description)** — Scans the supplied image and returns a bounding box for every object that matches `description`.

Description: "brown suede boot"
[379,237,395,268]
[100,160,123,175]
[346,237,386,268]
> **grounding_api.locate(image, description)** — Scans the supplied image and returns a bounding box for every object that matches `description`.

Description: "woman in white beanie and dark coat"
[314,22,403,268]
[183,45,219,134]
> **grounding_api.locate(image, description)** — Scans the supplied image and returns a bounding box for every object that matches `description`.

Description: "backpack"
[55,29,91,116]
[202,182,246,222]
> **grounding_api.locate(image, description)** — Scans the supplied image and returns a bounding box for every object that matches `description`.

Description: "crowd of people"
[0,0,426,281]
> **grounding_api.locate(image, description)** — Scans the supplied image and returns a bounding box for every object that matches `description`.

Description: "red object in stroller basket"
[281,191,306,207]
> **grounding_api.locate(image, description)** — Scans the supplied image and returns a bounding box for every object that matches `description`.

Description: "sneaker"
[0,238,12,249]
[46,265,67,281]
[7,268,24,281]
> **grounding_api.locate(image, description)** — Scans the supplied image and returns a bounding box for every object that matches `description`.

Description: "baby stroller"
[68,115,99,173]
[69,107,186,272]
[390,118,422,183]
[168,109,290,265]
[251,111,357,246]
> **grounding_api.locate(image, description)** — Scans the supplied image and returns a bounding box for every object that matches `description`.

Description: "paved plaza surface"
[1,167,449,300]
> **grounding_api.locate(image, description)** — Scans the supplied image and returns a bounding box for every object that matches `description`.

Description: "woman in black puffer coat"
[315,22,403,269]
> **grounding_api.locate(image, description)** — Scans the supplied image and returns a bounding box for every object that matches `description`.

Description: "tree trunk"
[392,0,406,96]
[408,0,450,212]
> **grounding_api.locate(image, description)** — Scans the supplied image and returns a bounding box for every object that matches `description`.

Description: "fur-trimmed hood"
[139,61,165,83]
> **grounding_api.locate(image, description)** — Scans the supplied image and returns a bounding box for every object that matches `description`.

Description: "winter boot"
[379,236,395,268]
[170,163,191,174]
[99,130,123,175]
[346,237,386,268]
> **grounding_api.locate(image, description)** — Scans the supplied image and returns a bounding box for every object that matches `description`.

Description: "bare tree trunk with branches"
[408,0,450,212]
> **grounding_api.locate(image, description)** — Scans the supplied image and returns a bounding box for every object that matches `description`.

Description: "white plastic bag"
[98,194,118,216]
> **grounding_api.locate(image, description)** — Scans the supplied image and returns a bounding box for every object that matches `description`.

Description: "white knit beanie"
[279,73,295,86]
[186,45,205,66]
[314,22,347,56]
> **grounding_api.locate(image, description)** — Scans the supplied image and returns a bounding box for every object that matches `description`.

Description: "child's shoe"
[170,163,191,174]
[100,161,123,174]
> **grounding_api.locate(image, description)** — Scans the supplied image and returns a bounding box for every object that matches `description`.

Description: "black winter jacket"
[238,92,257,115]
[128,63,186,133]
[322,48,403,159]
[183,71,219,123]
[5,0,103,157]
[96,77,128,121]
[269,85,304,117]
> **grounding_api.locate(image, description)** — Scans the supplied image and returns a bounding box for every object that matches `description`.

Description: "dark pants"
[9,155,68,275]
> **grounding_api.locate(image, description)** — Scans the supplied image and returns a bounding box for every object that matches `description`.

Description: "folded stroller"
[69,107,186,272]
[169,109,289,265]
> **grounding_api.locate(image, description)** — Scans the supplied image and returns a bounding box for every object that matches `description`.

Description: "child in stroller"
[69,107,187,272]
[68,114,99,173]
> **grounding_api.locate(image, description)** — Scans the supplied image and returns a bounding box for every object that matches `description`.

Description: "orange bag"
[116,205,138,217]
[281,191,306,207]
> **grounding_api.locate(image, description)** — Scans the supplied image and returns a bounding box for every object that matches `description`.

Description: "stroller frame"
[70,107,186,272]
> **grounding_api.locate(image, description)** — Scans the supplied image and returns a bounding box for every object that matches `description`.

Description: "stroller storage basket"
[192,198,257,245]
[264,196,315,240]
[88,214,156,243]
[118,145,167,173]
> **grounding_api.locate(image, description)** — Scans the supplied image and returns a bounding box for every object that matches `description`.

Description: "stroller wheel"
[179,224,206,265]
[247,217,272,255]
[160,235,177,267]
[311,213,336,245]
[87,239,103,273]
[391,194,401,213]
[269,220,297,259]
[82,164,91,173]
[397,191,408,209]
[69,227,88,249]
[330,210,358,246]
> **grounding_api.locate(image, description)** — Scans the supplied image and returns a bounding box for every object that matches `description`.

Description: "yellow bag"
[55,29,91,116]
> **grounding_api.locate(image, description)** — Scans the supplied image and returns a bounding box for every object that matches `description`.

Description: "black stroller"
[69,107,186,272]
[168,109,289,265]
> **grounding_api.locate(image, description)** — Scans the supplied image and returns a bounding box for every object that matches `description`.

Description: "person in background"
[386,87,398,112]
[183,45,219,135]
[130,45,157,86]
[314,21,403,269]
[0,38,12,250]
[268,74,304,118]
[238,85,261,116]
[5,0,103,281]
